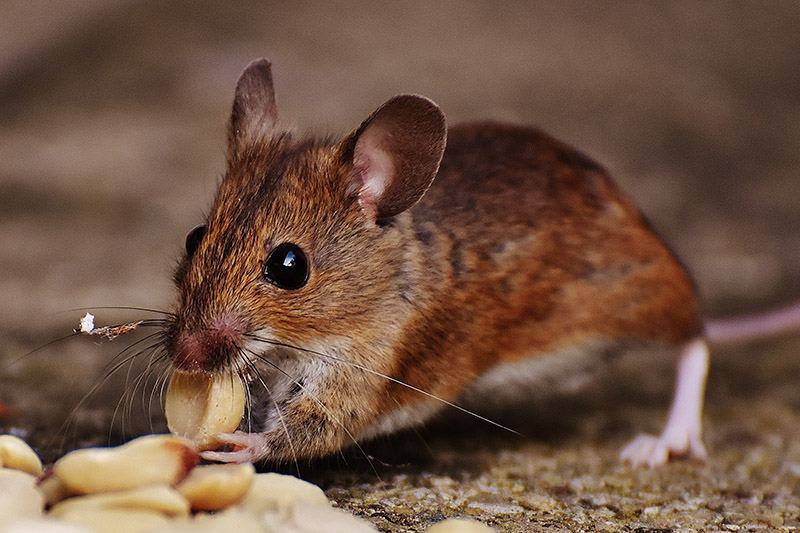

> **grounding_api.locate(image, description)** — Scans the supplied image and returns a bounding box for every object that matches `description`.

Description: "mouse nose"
[170,315,245,373]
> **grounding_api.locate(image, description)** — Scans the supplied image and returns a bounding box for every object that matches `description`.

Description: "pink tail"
[704,300,800,343]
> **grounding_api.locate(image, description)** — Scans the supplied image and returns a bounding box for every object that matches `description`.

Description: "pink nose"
[171,316,244,372]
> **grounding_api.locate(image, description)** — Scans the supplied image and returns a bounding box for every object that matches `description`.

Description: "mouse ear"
[228,59,278,158]
[343,95,447,220]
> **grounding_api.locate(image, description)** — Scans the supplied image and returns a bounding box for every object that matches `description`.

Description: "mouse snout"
[169,315,245,373]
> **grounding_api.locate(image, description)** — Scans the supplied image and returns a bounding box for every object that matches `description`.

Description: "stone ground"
[1,1,800,531]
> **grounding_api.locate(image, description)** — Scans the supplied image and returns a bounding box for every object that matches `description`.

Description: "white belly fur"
[356,337,678,442]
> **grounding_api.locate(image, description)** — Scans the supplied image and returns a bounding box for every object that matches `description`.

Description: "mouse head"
[166,59,447,375]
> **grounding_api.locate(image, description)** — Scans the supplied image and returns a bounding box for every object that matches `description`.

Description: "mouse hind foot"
[620,338,709,468]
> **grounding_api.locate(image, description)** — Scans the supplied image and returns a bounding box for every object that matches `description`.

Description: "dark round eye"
[185,225,206,257]
[264,243,309,290]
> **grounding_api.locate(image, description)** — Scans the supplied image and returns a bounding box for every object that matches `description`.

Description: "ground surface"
[1,2,799,531]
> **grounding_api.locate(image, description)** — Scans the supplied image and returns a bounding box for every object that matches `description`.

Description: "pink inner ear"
[353,125,394,210]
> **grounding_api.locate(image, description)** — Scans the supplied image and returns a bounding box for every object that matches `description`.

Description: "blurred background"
[0,1,798,459]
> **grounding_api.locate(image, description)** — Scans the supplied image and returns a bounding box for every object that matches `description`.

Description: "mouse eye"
[264,243,309,290]
[185,225,206,257]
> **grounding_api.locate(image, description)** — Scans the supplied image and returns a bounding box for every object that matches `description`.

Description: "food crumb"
[76,313,142,340]
[79,313,95,334]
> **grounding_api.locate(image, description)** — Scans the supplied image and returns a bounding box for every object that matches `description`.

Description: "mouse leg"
[620,338,709,468]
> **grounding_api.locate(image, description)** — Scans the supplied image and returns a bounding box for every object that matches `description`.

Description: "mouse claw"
[201,431,269,464]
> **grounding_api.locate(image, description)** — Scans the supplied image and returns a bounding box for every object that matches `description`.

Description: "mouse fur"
[165,59,706,466]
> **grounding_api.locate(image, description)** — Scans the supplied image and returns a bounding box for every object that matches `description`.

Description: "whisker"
[4,317,166,374]
[97,331,168,379]
[3,332,82,371]
[57,351,142,451]
[59,331,166,450]
[15,312,167,454]
[244,334,522,437]
[58,306,176,318]
[144,348,171,434]
[131,343,170,434]
[243,346,380,480]
[233,343,301,475]
[155,359,175,426]
[106,336,169,441]
[126,346,168,438]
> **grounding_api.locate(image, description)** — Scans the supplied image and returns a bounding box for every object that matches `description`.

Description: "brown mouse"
[163,58,717,467]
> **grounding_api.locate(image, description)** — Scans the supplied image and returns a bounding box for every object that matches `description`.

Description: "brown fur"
[165,60,701,461]
[379,122,700,412]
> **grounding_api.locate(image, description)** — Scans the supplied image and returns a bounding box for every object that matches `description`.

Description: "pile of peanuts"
[0,434,495,532]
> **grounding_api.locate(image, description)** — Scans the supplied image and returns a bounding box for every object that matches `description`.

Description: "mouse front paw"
[620,431,707,468]
[200,431,270,464]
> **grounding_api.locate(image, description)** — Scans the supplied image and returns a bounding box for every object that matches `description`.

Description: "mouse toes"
[620,432,707,468]
[620,434,669,468]
[201,431,270,464]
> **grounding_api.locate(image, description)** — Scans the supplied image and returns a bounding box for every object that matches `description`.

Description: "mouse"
[162,58,793,468]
